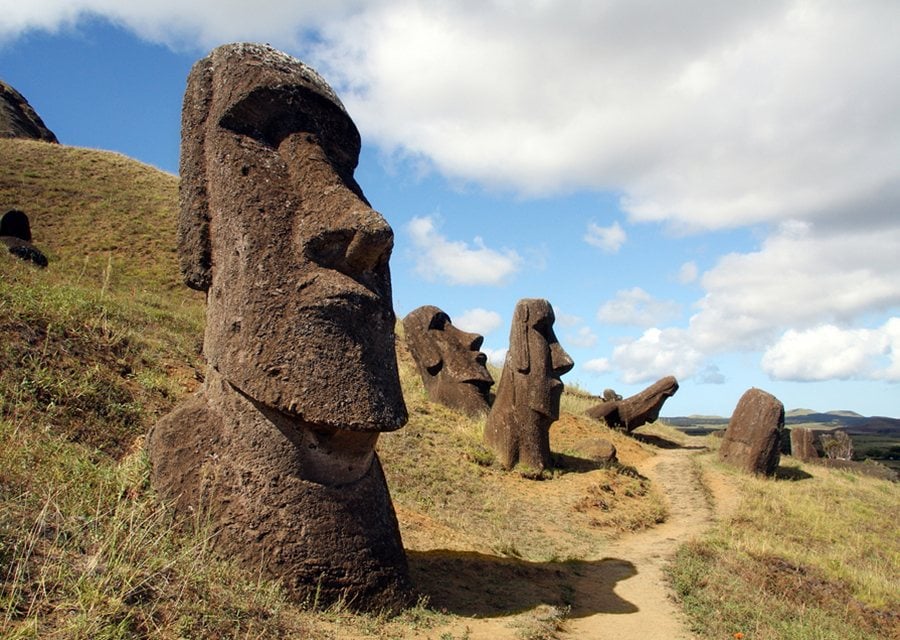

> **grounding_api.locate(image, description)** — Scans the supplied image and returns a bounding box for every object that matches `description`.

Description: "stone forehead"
[404,305,447,331]
[207,42,349,116]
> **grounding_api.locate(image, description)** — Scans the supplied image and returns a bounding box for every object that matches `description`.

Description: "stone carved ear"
[513,302,530,373]
[177,58,214,292]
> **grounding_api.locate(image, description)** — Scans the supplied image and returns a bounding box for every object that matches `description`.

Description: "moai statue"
[586,376,679,433]
[403,305,494,415]
[484,299,574,472]
[147,43,411,610]
[1,209,47,267]
[719,388,785,476]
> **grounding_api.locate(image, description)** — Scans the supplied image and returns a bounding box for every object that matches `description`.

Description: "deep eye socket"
[428,313,450,331]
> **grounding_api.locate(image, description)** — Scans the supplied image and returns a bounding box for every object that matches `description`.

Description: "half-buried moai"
[586,376,679,433]
[147,43,411,611]
[403,305,494,416]
[484,299,574,472]
[719,388,785,476]
[1,209,47,267]
[790,427,819,461]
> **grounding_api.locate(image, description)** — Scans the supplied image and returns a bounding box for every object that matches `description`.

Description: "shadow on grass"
[774,466,814,481]
[409,549,638,618]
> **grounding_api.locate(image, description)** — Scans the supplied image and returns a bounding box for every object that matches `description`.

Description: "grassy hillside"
[2,138,897,639]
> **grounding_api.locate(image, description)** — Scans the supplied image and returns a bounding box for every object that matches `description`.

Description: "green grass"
[667,454,900,640]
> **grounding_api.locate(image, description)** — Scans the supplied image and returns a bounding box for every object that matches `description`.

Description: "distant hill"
[664,410,900,436]
[0,79,58,142]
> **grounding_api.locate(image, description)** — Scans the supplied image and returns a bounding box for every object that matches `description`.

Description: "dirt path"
[418,443,720,640]
[562,446,714,639]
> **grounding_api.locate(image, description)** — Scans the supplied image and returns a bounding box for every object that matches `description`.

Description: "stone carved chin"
[403,305,494,416]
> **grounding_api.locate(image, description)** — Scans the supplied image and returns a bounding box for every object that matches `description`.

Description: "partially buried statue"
[147,43,411,610]
[403,305,494,416]
[484,299,574,472]
[1,209,48,267]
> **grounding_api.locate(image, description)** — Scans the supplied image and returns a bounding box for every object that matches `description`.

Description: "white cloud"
[407,215,522,286]
[609,328,704,384]
[566,326,598,349]
[453,308,502,336]
[482,347,508,368]
[697,364,726,385]
[584,221,626,253]
[688,222,900,352]
[554,310,582,328]
[5,3,899,234]
[583,358,612,375]
[677,261,698,285]
[598,287,681,328]
[762,319,900,382]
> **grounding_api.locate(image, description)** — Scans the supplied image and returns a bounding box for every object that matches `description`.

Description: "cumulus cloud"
[688,222,900,352]
[697,364,726,385]
[566,326,598,349]
[584,221,626,253]
[598,287,681,328]
[407,216,522,286]
[677,261,698,285]
[583,358,612,375]
[609,328,705,384]
[762,319,900,382]
[6,2,899,234]
[482,347,508,368]
[453,308,502,336]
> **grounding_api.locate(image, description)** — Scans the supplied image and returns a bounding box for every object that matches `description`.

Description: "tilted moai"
[586,376,679,433]
[719,388,785,476]
[403,305,494,415]
[147,43,411,610]
[484,299,574,471]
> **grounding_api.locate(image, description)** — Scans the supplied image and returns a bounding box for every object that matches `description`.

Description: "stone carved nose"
[550,341,574,376]
[343,209,393,273]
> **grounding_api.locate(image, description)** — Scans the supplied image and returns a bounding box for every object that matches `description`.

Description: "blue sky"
[2,2,899,418]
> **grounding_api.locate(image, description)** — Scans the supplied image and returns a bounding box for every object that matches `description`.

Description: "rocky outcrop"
[719,388,785,476]
[586,376,679,433]
[1,80,58,142]
[148,43,410,611]
[484,299,573,472]
[403,305,493,415]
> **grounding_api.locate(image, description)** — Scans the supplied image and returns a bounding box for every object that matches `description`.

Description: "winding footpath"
[562,446,715,639]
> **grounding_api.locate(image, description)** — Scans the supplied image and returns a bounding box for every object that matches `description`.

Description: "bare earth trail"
[562,445,716,639]
[420,442,724,640]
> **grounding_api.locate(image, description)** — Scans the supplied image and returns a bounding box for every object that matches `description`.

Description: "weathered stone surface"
[719,388,785,476]
[484,299,573,472]
[790,428,819,461]
[586,376,679,433]
[0,80,57,142]
[148,43,410,611]
[1,210,47,267]
[403,305,493,416]
[574,438,618,464]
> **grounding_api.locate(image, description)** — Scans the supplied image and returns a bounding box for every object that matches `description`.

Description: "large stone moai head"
[484,299,574,471]
[179,42,405,432]
[719,387,785,476]
[403,305,494,415]
[149,43,410,611]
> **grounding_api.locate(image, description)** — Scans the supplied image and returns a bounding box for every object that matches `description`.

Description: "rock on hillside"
[0,80,58,143]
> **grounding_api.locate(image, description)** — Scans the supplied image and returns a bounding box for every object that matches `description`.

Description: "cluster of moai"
[141,43,837,612]
[145,43,702,610]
